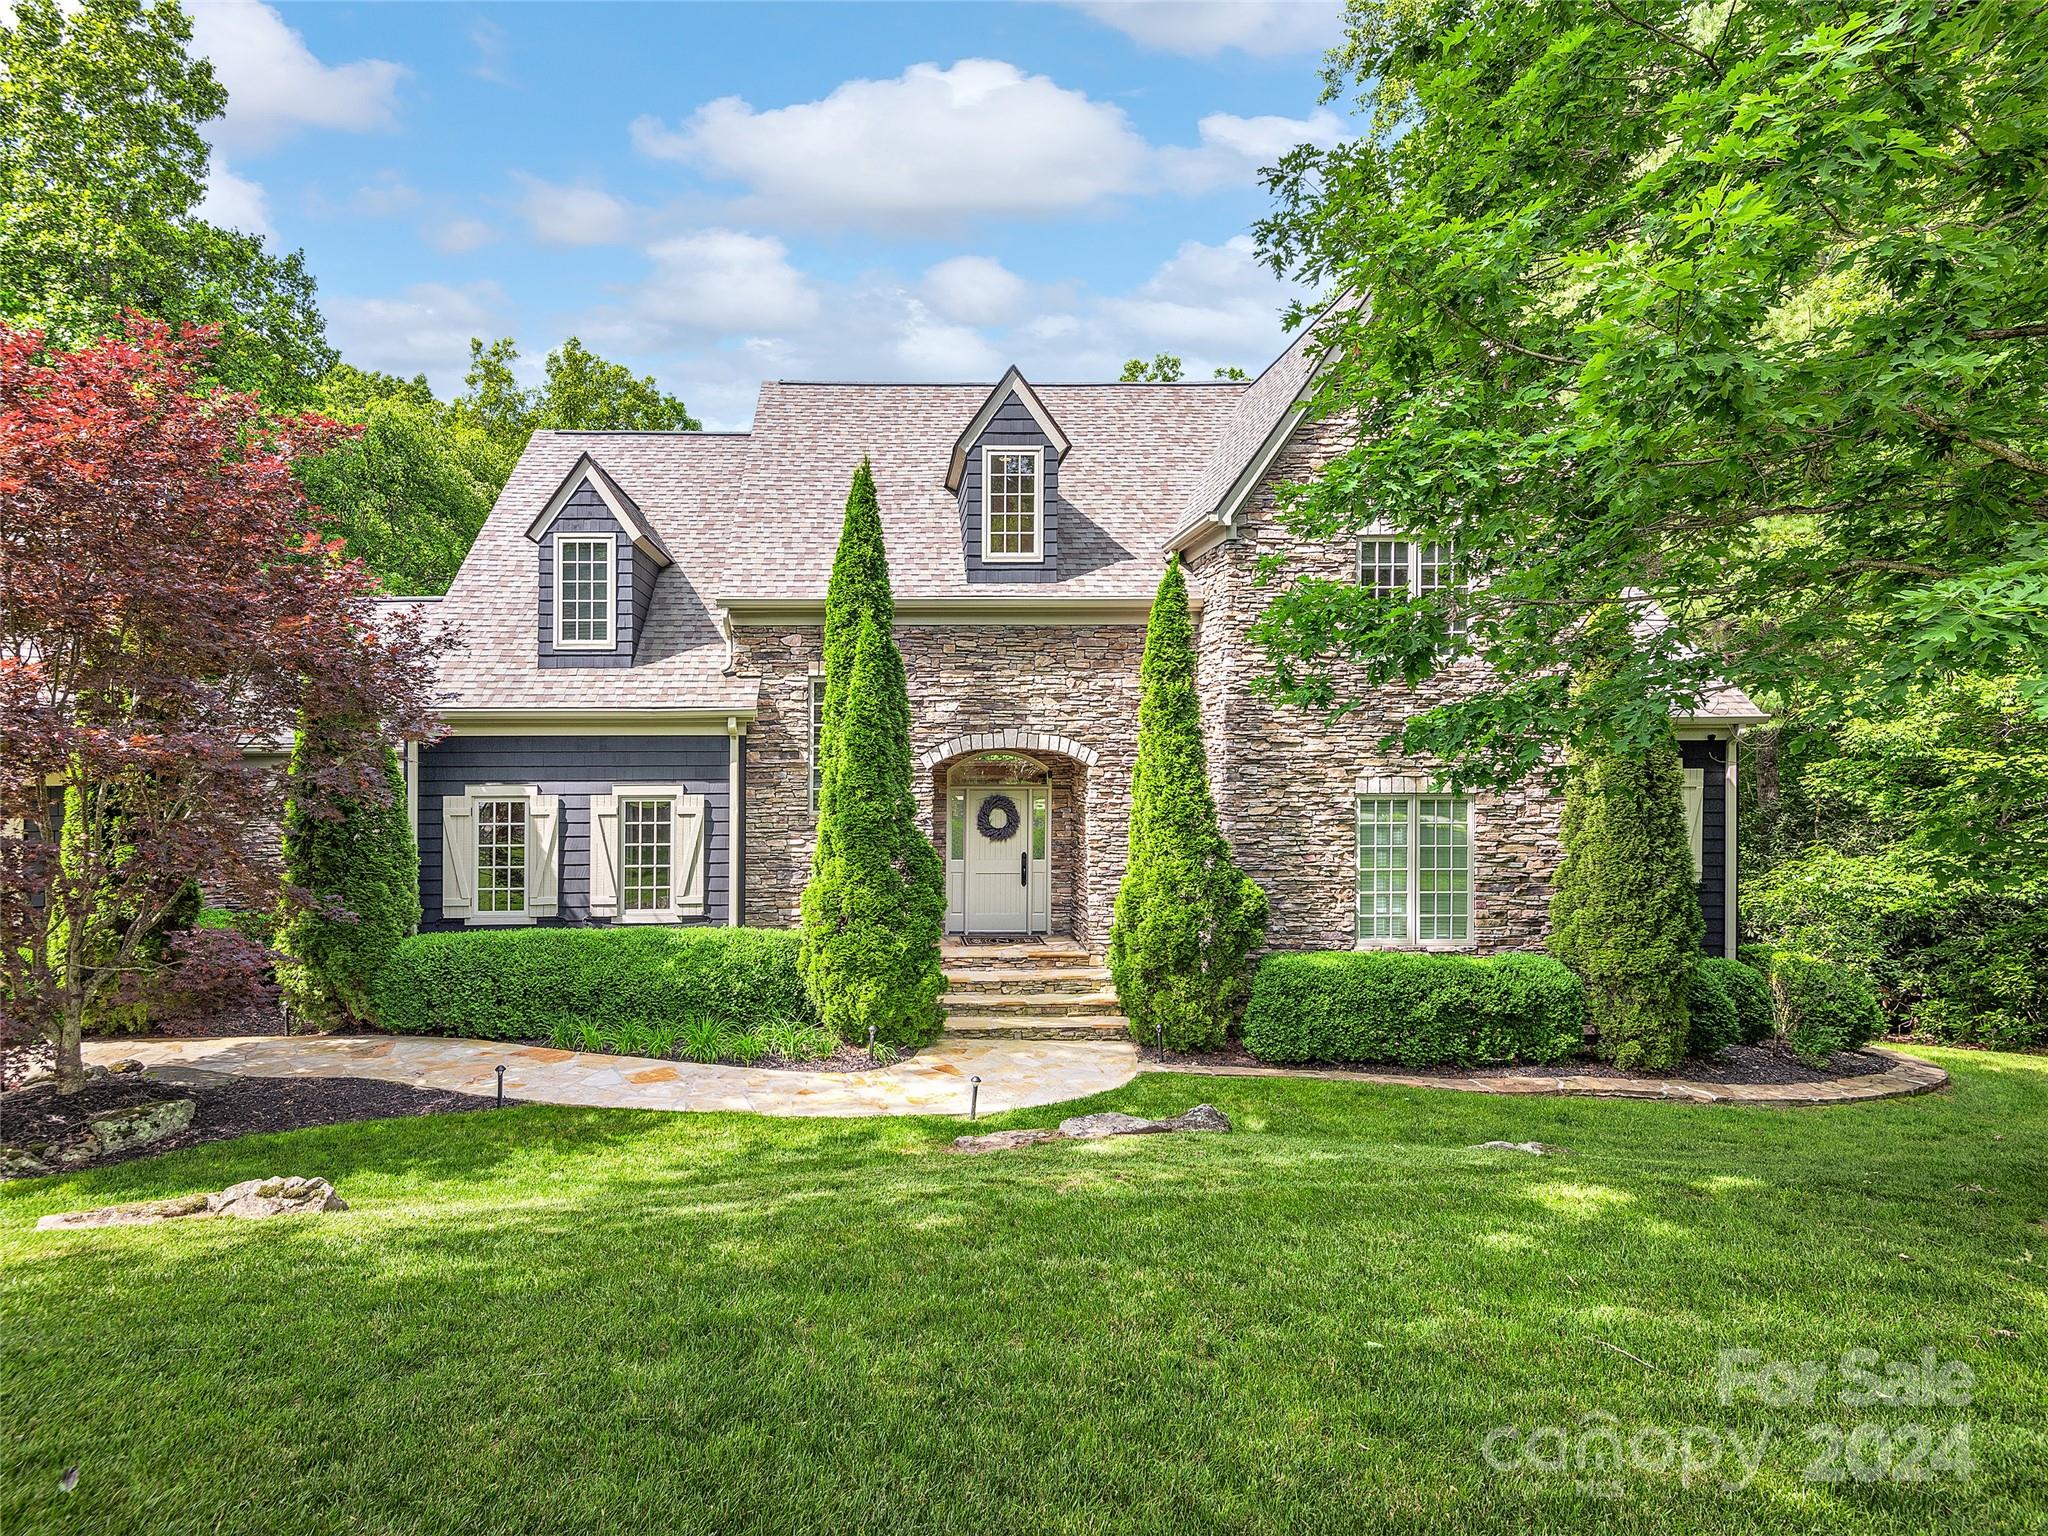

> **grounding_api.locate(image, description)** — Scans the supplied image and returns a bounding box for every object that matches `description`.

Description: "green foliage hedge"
[1240,950,1586,1067]
[1685,965,1740,1059]
[1701,956,1773,1046]
[375,927,813,1041]
[1768,952,1883,1065]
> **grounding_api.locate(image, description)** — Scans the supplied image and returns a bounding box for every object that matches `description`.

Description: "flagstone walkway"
[83,1034,1140,1118]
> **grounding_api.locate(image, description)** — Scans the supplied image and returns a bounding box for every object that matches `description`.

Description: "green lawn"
[4,1049,2045,1535]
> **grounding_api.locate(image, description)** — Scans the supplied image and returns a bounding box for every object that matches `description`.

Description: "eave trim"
[525,453,674,567]
[944,367,1071,492]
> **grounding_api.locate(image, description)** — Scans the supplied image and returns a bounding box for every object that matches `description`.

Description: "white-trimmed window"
[591,786,706,922]
[808,673,825,813]
[1357,792,1473,945]
[440,785,560,925]
[981,447,1043,562]
[1358,532,1465,637]
[554,533,615,647]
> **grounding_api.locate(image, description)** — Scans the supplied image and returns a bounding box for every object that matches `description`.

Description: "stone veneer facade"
[1181,413,1563,954]
[731,621,1145,945]
[730,420,1561,957]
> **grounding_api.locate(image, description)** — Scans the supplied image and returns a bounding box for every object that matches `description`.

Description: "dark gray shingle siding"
[957,397,1062,584]
[417,733,731,930]
[537,483,646,668]
[1681,737,1731,955]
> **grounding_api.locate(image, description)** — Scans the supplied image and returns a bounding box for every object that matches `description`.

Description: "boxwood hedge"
[1700,956,1773,1046]
[1239,950,1586,1067]
[374,926,815,1041]
[1769,951,1884,1064]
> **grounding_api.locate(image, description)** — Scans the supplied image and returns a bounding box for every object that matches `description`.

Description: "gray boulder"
[1473,1140,1570,1156]
[952,1104,1233,1153]
[36,1176,347,1230]
[50,1098,195,1166]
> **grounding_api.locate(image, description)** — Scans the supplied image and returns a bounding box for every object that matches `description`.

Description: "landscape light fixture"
[867,1024,877,1057]
[495,1063,506,1107]
[970,1075,981,1122]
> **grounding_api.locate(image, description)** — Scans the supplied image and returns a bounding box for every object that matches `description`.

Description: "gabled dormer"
[945,367,1070,585]
[525,453,672,668]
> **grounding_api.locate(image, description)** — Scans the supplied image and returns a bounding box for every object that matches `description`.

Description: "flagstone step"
[942,967,1114,995]
[943,990,1123,1017]
[943,1015,1132,1041]
[939,940,1096,970]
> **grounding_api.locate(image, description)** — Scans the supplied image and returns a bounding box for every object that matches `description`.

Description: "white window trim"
[1355,792,1478,951]
[553,531,617,650]
[467,783,540,927]
[1358,529,1465,637]
[807,672,825,816]
[980,445,1044,564]
[591,783,706,923]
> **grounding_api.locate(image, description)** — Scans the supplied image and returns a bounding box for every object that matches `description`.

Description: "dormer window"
[982,447,1043,562]
[555,534,615,648]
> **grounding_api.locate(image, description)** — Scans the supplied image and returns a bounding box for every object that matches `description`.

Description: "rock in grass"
[950,1129,1062,1155]
[952,1105,1233,1153]
[36,1176,347,1229]
[1474,1140,1570,1156]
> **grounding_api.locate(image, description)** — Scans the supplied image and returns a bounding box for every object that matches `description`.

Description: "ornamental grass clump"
[1109,558,1267,1051]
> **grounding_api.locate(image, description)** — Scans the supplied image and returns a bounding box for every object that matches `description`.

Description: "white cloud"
[512,174,634,247]
[324,281,508,392]
[349,170,422,218]
[187,1,406,151]
[1093,234,1300,368]
[920,256,1030,327]
[468,19,512,85]
[1070,1,1342,57]
[887,303,1008,379]
[195,157,275,241]
[637,230,821,335]
[430,217,500,255]
[1159,108,1348,193]
[632,60,1150,229]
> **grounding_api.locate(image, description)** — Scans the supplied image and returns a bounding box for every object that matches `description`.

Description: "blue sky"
[189,1,1347,428]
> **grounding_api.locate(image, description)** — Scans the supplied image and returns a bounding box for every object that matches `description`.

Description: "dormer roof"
[944,367,1070,491]
[524,452,674,567]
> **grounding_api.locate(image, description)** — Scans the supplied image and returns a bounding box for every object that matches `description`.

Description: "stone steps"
[939,943,1125,1041]
[944,990,1123,1018]
[943,1015,1132,1041]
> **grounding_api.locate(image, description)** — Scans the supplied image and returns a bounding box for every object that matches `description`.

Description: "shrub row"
[374,926,814,1041]
[1240,950,1586,1068]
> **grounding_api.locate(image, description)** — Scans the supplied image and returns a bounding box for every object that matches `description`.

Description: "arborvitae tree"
[815,457,892,796]
[276,724,421,1029]
[1548,617,1703,1069]
[800,608,947,1045]
[799,461,944,1044]
[1109,558,1268,1051]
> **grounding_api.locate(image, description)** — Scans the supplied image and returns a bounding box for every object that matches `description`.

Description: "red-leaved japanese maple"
[1,319,447,1091]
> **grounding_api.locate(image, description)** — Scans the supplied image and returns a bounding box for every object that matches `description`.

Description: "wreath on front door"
[976,792,1022,843]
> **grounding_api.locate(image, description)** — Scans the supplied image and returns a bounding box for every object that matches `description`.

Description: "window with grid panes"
[620,797,673,915]
[556,536,612,645]
[982,449,1040,559]
[475,799,527,914]
[1357,794,1471,944]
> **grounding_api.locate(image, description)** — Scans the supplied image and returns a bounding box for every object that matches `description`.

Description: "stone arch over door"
[916,734,1105,943]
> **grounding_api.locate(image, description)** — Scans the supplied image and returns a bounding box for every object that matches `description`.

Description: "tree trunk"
[54,992,86,1095]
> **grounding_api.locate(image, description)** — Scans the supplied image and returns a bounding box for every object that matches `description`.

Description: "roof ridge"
[764,379,1250,389]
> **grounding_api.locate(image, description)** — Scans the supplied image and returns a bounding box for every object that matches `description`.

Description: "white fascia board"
[717,594,1199,627]
[438,705,757,735]
[525,454,673,567]
[944,368,1071,492]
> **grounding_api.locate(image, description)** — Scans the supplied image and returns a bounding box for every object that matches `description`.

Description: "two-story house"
[403,322,1762,969]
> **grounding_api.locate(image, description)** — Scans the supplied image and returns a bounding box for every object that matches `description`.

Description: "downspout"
[1724,729,1740,958]
[727,714,743,927]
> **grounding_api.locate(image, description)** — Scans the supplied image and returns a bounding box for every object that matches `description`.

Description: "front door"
[964,788,1031,933]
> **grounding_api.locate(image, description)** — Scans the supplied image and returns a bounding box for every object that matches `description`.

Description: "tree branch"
[1902,403,2048,476]
[1967,324,2048,341]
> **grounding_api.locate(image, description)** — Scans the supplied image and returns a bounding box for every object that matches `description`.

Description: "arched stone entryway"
[916,733,1103,943]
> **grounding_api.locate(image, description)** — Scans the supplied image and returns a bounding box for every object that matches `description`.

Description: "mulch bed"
[2,1072,509,1180]
[1137,1038,1895,1086]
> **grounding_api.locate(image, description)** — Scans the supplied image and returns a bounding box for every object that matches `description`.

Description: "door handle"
[1019,851,1028,886]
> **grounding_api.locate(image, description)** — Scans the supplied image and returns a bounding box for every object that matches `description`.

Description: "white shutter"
[1681,767,1706,881]
[589,793,620,918]
[676,793,707,917]
[440,794,474,920]
[529,791,561,919]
